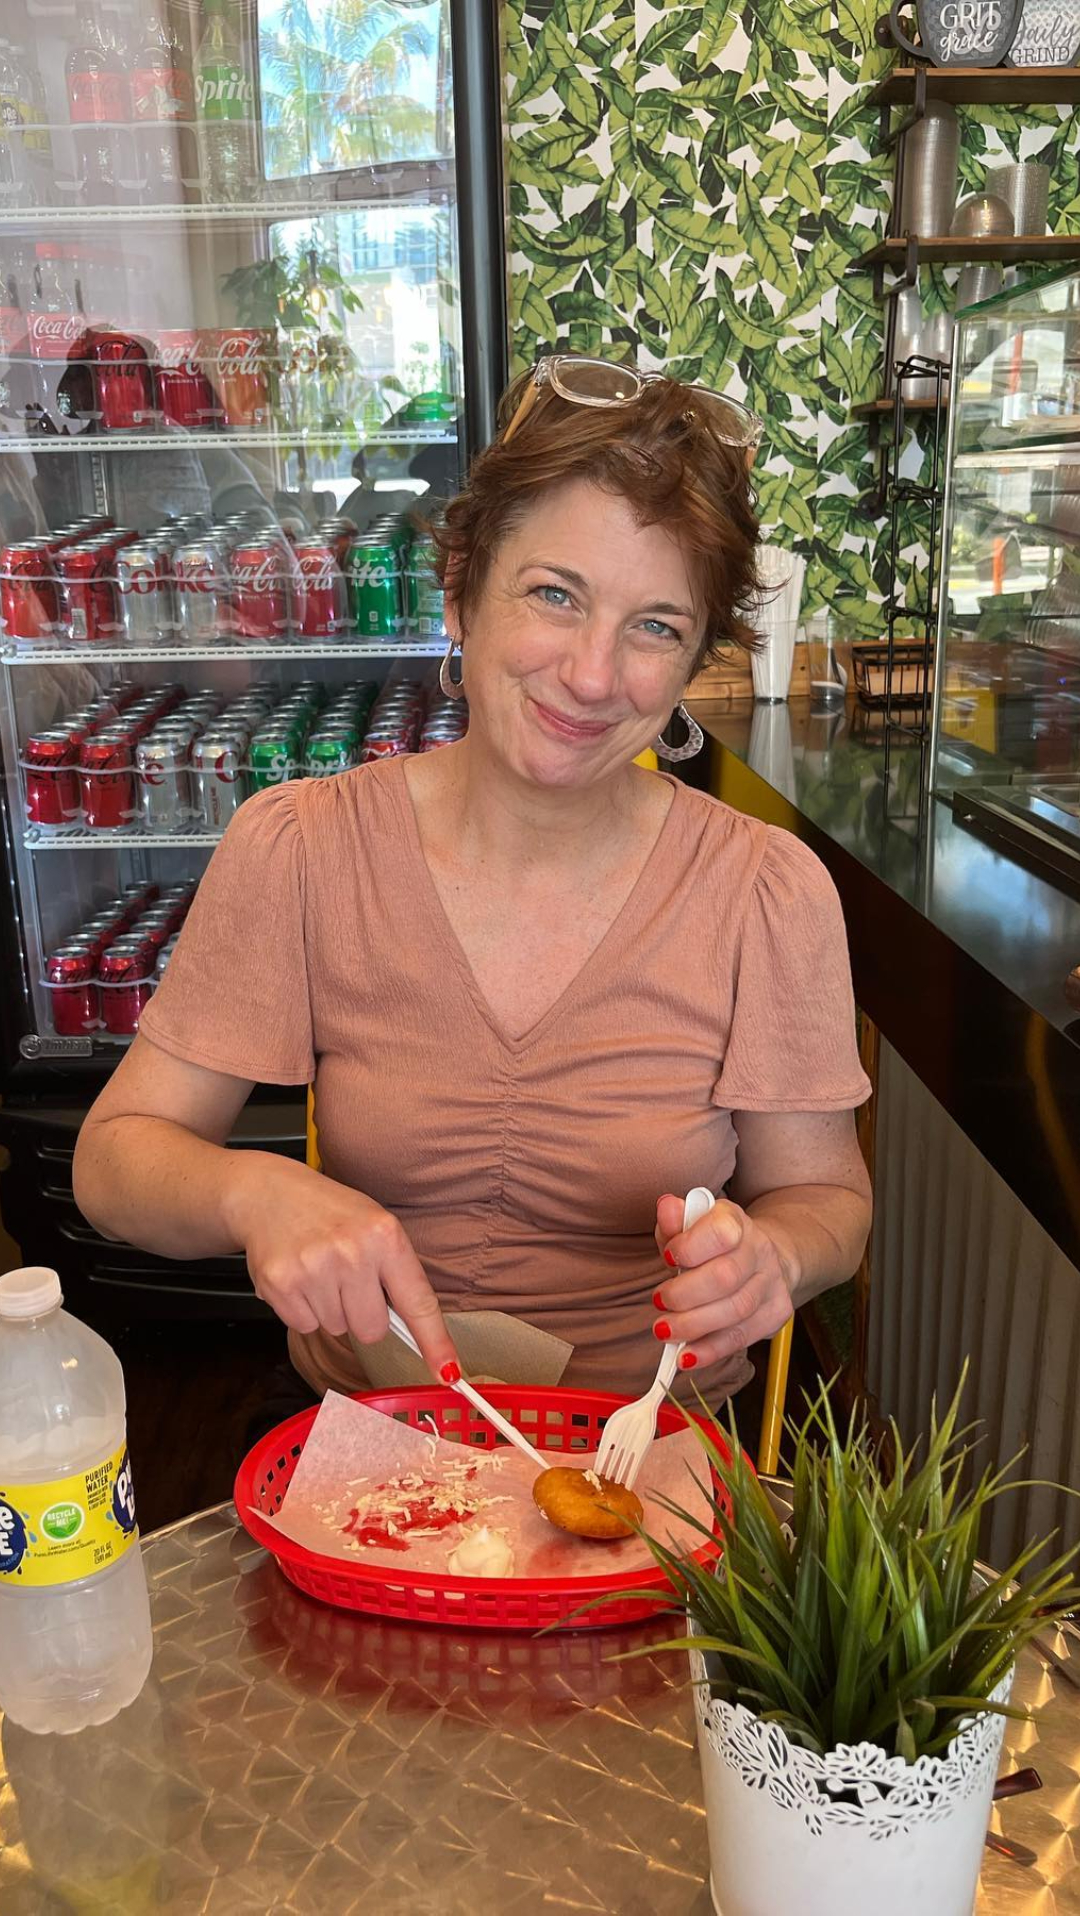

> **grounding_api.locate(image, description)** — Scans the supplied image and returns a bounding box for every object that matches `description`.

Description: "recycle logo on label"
[41,1500,84,1542]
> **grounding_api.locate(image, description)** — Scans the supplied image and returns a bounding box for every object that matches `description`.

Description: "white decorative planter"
[691,1641,1012,1916]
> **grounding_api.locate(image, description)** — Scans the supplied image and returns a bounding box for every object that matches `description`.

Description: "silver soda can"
[136,732,191,831]
[174,537,232,644]
[155,936,179,980]
[192,728,247,828]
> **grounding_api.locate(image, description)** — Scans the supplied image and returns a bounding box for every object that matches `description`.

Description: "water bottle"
[0,1266,153,1734]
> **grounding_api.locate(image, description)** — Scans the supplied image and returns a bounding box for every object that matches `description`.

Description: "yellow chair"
[306,1088,790,1466]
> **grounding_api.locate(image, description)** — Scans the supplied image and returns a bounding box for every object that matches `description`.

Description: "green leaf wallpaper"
[503,0,1080,634]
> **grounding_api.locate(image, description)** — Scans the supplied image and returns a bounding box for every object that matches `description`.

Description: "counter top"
[0,1503,1077,1915]
[691,699,1080,1268]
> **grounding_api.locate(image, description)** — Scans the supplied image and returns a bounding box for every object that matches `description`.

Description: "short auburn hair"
[428,368,763,674]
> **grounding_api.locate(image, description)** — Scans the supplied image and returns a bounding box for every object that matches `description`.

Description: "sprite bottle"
[194,0,256,202]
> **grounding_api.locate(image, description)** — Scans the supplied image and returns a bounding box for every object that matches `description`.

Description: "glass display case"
[0,0,502,1076]
[932,266,1080,892]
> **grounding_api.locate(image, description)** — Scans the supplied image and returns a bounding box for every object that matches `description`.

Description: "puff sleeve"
[138,783,314,1084]
[711,827,872,1113]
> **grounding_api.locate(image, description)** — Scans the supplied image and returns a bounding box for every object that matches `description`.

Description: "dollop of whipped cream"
[446,1524,515,1579]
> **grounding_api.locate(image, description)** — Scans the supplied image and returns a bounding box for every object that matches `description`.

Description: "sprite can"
[306,732,356,777]
[346,539,404,638]
[249,731,297,790]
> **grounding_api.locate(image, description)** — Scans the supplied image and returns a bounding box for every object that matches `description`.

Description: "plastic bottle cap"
[0,1266,63,1320]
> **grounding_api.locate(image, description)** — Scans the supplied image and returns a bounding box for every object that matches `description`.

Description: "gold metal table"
[0,1504,1078,1915]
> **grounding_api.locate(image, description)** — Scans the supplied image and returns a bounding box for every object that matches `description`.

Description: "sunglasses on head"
[502,354,764,458]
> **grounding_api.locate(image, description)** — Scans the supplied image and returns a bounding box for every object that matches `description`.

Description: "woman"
[73,358,872,1412]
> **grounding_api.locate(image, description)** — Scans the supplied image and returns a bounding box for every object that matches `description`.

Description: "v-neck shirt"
[141,756,871,1404]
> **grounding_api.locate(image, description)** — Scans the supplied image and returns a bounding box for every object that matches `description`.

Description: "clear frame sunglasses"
[502,353,764,457]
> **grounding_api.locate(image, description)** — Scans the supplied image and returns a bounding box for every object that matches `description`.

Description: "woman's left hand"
[653,1192,794,1370]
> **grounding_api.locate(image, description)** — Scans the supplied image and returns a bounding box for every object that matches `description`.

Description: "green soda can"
[249,731,296,790]
[406,537,446,637]
[346,539,404,638]
[306,731,356,777]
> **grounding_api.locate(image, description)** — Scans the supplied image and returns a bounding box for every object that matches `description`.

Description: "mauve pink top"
[140,758,871,1405]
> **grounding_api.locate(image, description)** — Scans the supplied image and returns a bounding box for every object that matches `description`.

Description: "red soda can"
[86,331,157,431]
[208,327,271,429]
[23,729,79,825]
[128,913,174,955]
[294,540,347,639]
[98,937,153,1035]
[78,914,126,955]
[155,329,221,430]
[231,539,290,641]
[56,544,119,643]
[1,541,60,641]
[46,942,101,1036]
[78,727,136,829]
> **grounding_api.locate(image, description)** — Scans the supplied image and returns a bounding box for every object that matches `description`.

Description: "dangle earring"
[439,635,465,700]
[653,703,704,763]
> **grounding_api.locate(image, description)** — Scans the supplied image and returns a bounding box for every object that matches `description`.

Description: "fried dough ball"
[532,1465,643,1540]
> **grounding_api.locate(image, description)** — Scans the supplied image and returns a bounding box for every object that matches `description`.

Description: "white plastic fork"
[386,1306,549,1471]
[594,1186,717,1492]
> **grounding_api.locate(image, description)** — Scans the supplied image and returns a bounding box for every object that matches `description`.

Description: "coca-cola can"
[79,913,127,955]
[78,727,136,829]
[1,541,60,641]
[46,942,101,1036]
[127,912,176,955]
[231,539,291,641]
[154,328,222,430]
[206,327,271,429]
[98,937,153,1035]
[294,540,347,639]
[86,331,157,432]
[23,729,80,825]
[136,732,190,831]
[56,544,119,643]
[191,728,246,828]
[174,537,231,643]
[117,540,174,644]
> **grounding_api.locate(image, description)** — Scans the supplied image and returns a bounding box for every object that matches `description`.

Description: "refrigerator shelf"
[1,639,445,664]
[25,825,224,849]
[0,426,457,454]
[0,187,455,227]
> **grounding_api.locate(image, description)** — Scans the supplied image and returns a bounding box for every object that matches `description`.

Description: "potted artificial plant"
[615,1377,1079,1917]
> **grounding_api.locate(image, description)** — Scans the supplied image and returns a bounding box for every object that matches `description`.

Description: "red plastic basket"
[234,1385,730,1633]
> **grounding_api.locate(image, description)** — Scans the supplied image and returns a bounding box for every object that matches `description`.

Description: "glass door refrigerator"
[0,0,505,1322]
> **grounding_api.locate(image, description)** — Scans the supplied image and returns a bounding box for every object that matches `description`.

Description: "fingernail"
[652,1289,665,1310]
[654,1319,672,1341]
[679,1351,698,1370]
[440,1361,461,1384]
[663,1249,677,1268]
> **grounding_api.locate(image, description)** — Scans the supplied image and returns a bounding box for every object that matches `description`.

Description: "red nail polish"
[663,1249,677,1268]
[440,1360,461,1384]
[654,1319,672,1341]
[679,1351,698,1370]
[652,1289,666,1310]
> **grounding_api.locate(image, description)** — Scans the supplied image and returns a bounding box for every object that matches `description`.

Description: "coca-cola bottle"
[132,15,196,204]
[28,243,90,427]
[66,8,132,206]
[0,245,29,419]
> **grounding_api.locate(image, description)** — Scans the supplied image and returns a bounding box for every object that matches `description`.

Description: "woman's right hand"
[225,1151,459,1381]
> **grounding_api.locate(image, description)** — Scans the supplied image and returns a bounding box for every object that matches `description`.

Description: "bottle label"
[68,71,128,124]
[0,1441,139,1588]
[196,62,252,122]
[132,66,195,122]
[28,311,82,360]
